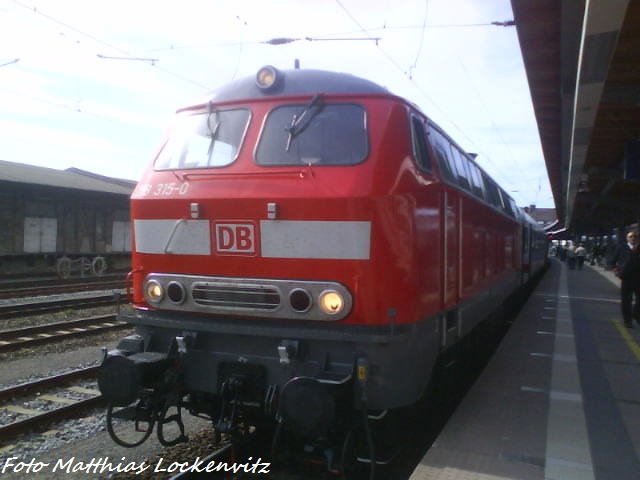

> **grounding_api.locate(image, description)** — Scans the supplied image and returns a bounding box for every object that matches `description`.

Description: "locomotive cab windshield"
[257,102,368,166]
[155,82,369,170]
[154,108,251,170]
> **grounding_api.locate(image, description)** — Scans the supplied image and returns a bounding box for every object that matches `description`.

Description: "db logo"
[215,223,256,254]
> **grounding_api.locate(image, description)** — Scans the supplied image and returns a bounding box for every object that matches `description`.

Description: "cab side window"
[411,115,432,174]
[429,126,456,184]
[467,161,486,199]
[449,146,472,192]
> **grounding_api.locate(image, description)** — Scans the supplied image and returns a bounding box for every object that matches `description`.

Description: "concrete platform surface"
[411,258,640,480]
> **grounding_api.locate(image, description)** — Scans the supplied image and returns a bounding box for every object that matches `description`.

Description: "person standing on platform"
[575,243,587,269]
[590,243,600,265]
[609,231,640,328]
[566,243,577,269]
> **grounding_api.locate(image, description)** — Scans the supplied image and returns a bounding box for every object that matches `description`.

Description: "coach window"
[411,115,432,173]
[429,127,456,184]
[449,146,471,192]
[155,108,251,170]
[483,173,502,209]
[256,103,368,166]
[467,162,485,199]
[434,144,455,184]
[499,189,514,217]
[509,198,519,217]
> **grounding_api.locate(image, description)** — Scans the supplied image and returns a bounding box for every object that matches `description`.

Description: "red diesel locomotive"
[99,65,547,472]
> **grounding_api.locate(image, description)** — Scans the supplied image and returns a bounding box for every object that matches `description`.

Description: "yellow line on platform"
[613,320,640,361]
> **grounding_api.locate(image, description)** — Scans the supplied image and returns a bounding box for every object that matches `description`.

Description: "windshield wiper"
[207,103,221,164]
[285,94,323,151]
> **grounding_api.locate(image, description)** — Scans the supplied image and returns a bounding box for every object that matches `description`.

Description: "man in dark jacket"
[609,231,640,328]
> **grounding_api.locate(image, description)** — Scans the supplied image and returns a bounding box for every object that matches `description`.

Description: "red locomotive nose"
[106,66,548,470]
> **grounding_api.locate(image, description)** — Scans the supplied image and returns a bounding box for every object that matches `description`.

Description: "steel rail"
[0,279,124,299]
[0,366,103,440]
[0,315,130,353]
[0,293,123,319]
[0,366,100,401]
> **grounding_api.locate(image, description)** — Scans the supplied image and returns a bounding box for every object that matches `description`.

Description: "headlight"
[318,290,344,315]
[145,279,164,303]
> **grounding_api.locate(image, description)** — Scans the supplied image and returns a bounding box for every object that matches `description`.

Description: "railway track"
[0,314,131,353]
[0,292,124,319]
[0,366,103,442]
[166,444,240,480]
[0,278,124,300]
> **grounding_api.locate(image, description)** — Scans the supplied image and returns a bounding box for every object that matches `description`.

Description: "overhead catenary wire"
[333,0,526,201]
[11,0,211,90]
[6,0,543,205]
[452,52,523,194]
[96,54,159,65]
[140,21,515,52]
[0,58,20,67]
[408,0,429,80]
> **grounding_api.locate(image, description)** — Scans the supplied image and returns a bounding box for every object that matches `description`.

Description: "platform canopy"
[511,0,640,234]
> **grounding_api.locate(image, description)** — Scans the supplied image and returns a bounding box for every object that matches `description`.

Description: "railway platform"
[410,256,640,479]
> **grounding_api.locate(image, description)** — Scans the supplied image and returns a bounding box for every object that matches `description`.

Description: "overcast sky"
[0,0,554,208]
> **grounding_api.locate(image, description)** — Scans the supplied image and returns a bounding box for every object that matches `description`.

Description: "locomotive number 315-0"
[139,182,190,197]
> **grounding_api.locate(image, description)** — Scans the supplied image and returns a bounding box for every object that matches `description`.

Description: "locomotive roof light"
[256,65,281,91]
[145,279,164,304]
[318,290,344,316]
